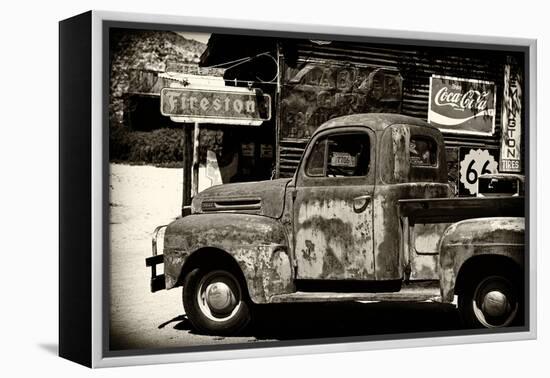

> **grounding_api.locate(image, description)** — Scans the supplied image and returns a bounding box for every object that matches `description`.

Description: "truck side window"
[410,136,437,167]
[306,139,326,177]
[305,133,370,177]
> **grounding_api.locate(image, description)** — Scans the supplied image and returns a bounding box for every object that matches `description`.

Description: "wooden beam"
[398,197,525,224]
[181,125,192,215]
[192,122,200,198]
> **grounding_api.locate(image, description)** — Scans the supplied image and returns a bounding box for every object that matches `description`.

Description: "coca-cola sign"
[428,75,496,136]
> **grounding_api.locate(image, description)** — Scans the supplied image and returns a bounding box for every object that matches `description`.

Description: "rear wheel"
[459,271,521,328]
[183,268,251,335]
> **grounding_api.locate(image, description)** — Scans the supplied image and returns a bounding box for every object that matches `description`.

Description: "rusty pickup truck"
[146,113,525,335]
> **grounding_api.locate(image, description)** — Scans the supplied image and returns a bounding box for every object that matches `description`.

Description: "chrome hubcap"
[205,282,237,313]
[197,270,242,322]
[472,276,518,328]
[481,290,509,317]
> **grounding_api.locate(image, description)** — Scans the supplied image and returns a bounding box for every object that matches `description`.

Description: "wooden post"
[274,42,283,179]
[181,125,192,216]
[192,122,200,198]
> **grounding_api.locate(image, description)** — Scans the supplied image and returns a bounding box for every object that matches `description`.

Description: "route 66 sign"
[459,148,499,195]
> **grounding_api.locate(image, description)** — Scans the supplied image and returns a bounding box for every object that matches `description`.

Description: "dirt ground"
[109,163,462,353]
[109,163,259,351]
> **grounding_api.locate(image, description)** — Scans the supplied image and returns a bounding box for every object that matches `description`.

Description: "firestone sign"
[161,87,271,125]
[428,75,496,136]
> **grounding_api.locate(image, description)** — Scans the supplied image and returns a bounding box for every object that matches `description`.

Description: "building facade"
[200,35,525,196]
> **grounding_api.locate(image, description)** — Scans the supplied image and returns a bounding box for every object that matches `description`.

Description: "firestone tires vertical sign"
[500,56,523,172]
[428,75,496,136]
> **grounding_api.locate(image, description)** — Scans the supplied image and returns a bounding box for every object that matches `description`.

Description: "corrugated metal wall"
[278,41,508,178]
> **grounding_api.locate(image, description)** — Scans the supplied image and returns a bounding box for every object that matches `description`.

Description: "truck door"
[293,128,376,280]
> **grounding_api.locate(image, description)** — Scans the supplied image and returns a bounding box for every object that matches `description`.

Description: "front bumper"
[145,225,168,292]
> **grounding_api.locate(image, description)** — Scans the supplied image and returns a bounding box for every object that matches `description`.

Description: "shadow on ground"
[38,343,58,355]
[173,301,462,340]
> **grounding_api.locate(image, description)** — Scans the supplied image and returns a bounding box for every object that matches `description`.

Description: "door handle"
[352,195,371,213]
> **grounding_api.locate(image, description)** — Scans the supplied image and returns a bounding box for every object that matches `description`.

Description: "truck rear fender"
[438,217,524,302]
[163,213,294,303]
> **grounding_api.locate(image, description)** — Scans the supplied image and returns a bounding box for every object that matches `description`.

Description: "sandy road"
[109,163,462,353]
[109,163,259,351]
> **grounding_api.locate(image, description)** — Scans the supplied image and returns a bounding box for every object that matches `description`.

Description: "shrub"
[110,127,183,166]
[110,126,227,167]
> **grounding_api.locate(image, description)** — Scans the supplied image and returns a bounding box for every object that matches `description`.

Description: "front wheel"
[183,268,252,335]
[458,272,521,329]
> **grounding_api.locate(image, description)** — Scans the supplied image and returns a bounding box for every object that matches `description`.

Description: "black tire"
[458,268,522,329]
[183,267,252,335]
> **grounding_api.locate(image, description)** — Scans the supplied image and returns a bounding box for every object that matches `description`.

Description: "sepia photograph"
[107,24,527,353]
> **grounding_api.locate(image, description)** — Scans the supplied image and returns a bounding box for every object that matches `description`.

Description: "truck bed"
[398,196,524,224]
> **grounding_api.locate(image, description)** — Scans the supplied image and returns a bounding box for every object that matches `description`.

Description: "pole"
[192,122,200,198]
[274,42,283,179]
[181,125,192,216]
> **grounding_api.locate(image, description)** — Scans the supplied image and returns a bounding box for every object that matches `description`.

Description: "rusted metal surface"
[163,213,294,303]
[409,223,450,280]
[438,217,524,302]
[399,196,524,224]
[191,178,292,218]
[153,113,525,312]
[413,223,449,254]
[279,188,296,262]
[392,125,410,182]
[294,188,375,280]
[280,62,402,139]
[409,254,440,281]
[379,123,449,185]
[289,116,452,281]
[373,183,450,280]
[292,125,376,280]
[314,113,432,135]
[271,281,440,303]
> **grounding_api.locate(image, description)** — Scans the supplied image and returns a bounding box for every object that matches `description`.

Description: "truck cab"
[289,114,450,283]
[146,114,525,335]
[477,173,525,197]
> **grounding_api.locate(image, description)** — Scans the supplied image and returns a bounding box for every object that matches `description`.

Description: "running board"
[270,284,441,304]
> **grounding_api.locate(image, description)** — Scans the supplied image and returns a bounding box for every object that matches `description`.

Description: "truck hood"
[191,178,292,219]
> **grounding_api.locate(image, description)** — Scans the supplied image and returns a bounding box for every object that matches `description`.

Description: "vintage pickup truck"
[146,113,525,335]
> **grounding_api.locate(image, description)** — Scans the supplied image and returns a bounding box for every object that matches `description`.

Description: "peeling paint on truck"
[439,217,524,302]
[163,213,294,303]
[295,194,375,279]
[148,114,524,321]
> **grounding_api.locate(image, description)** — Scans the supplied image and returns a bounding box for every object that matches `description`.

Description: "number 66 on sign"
[459,148,499,195]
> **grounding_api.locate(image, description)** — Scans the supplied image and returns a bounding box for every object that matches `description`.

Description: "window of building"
[305,133,370,177]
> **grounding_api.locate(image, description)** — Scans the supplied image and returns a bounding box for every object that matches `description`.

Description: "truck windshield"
[306,133,370,177]
[478,177,520,196]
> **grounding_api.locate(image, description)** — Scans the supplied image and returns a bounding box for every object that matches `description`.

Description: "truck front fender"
[439,217,524,302]
[163,213,294,303]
